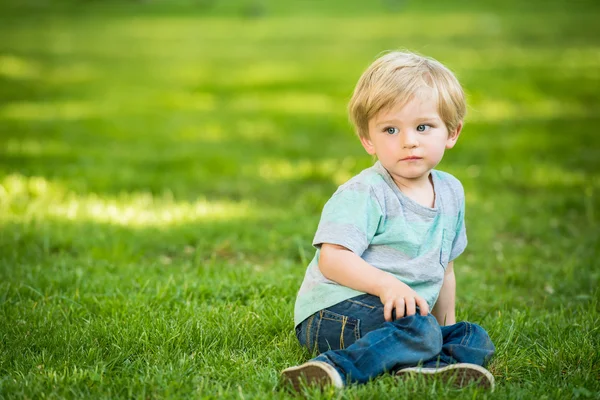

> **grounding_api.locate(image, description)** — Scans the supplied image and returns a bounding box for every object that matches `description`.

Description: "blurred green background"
[1,0,599,398]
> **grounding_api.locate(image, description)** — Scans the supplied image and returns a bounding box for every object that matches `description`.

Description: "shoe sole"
[397,363,495,390]
[281,361,342,392]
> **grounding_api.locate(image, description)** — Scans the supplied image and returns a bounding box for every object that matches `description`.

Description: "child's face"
[361,94,462,185]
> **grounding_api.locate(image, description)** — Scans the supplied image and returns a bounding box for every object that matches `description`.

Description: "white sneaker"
[281,361,344,392]
[397,363,495,390]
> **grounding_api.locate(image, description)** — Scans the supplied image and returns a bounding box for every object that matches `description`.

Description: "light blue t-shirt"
[294,161,467,327]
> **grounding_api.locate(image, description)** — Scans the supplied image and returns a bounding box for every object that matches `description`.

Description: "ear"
[445,121,463,149]
[360,135,376,155]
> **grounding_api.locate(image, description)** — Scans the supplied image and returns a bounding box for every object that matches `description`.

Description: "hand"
[377,279,429,321]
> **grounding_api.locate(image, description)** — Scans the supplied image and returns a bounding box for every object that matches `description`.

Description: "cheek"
[426,141,447,159]
[382,139,403,155]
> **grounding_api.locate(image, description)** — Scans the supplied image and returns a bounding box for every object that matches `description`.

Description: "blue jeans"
[295,294,495,384]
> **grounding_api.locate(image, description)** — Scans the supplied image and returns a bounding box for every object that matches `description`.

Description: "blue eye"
[385,127,398,135]
[416,124,429,132]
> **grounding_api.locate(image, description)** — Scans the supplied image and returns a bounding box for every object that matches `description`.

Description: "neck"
[391,172,435,208]
[391,172,432,192]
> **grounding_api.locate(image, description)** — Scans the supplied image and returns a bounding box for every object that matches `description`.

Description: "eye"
[416,124,430,132]
[385,127,398,135]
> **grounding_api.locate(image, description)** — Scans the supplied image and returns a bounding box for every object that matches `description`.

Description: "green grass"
[1,0,599,398]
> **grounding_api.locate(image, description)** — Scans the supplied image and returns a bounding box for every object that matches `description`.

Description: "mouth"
[401,156,422,161]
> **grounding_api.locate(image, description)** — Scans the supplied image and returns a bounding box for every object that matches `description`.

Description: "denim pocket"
[312,309,361,354]
[439,229,455,269]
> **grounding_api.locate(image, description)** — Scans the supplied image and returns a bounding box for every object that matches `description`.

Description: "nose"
[401,130,419,149]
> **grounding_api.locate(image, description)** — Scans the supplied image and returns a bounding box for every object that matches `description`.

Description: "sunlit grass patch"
[50,194,255,227]
[159,92,216,113]
[0,53,97,84]
[229,91,340,115]
[4,138,71,157]
[0,54,41,80]
[250,157,358,186]
[469,96,596,122]
[0,100,103,121]
[0,174,258,226]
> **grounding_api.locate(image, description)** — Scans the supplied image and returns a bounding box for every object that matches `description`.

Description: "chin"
[390,167,427,178]
[391,171,425,181]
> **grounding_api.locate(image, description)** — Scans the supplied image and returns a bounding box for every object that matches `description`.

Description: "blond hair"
[348,51,466,139]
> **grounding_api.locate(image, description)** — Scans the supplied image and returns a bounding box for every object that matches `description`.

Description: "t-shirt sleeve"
[312,184,383,257]
[449,188,467,262]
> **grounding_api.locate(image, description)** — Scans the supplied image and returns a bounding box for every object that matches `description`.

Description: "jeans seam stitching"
[460,322,472,346]
[340,316,347,349]
[315,310,323,352]
[305,314,315,353]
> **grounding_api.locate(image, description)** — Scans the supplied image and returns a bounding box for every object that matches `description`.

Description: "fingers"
[383,300,394,322]
[394,298,405,319]
[405,297,416,317]
[416,296,429,316]
[383,294,430,321]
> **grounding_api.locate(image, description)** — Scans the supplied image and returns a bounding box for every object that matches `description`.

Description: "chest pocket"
[440,229,455,269]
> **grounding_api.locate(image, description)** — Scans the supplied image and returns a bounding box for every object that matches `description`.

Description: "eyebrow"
[374,115,441,127]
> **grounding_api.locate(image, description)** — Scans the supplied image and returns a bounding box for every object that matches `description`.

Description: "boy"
[281,51,496,391]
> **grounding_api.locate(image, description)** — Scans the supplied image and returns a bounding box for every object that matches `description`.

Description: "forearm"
[318,244,398,297]
[432,262,456,326]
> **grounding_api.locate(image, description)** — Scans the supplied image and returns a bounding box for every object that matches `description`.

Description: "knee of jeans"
[425,315,443,355]
[409,314,443,357]
[468,323,496,352]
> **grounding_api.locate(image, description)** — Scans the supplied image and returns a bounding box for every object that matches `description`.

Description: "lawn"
[1,0,599,398]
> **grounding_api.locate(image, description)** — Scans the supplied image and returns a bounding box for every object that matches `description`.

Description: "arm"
[319,243,429,321]
[431,261,456,326]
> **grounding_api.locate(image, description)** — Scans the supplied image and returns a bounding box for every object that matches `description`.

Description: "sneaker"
[281,361,344,392]
[396,363,495,390]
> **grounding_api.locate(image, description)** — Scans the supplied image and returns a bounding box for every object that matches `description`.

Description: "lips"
[401,156,422,161]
